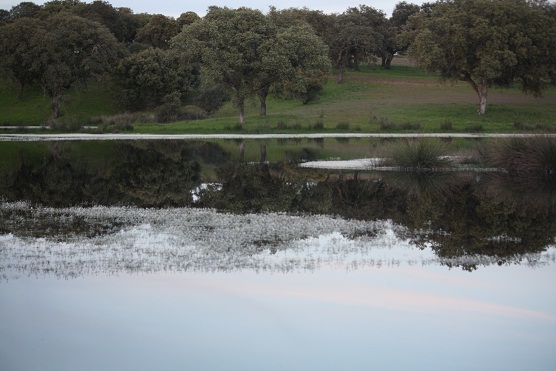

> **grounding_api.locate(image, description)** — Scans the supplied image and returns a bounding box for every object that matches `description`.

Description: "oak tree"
[403,0,556,114]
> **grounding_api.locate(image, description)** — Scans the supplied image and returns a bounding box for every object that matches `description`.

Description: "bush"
[311,120,324,130]
[335,122,350,130]
[401,122,421,130]
[466,124,483,132]
[48,120,84,132]
[379,118,396,130]
[482,137,556,174]
[440,121,453,130]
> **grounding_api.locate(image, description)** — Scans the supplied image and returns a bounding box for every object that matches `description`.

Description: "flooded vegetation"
[1,137,555,370]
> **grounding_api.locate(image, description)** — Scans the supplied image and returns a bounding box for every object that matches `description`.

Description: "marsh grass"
[479,137,556,210]
[481,137,556,174]
[386,139,453,171]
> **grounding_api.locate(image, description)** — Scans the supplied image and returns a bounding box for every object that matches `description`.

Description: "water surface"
[1,138,555,370]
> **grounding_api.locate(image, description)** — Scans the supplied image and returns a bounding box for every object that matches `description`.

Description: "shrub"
[482,137,556,174]
[335,122,350,130]
[49,120,84,132]
[311,121,324,130]
[401,122,421,130]
[440,121,453,130]
[276,121,288,130]
[465,124,483,132]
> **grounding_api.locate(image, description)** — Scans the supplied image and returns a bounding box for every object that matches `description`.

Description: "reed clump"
[387,139,452,171]
[481,136,556,174]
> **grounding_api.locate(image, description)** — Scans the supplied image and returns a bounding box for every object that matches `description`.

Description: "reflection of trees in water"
[0,141,228,207]
[382,169,556,271]
[0,203,402,280]
[199,163,556,271]
[1,201,554,281]
[1,139,555,273]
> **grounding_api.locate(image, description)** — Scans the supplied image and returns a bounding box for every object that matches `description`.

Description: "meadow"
[1,57,555,134]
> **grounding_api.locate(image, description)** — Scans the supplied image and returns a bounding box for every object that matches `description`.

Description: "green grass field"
[1,58,555,133]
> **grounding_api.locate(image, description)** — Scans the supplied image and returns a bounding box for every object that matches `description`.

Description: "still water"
[1,138,555,370]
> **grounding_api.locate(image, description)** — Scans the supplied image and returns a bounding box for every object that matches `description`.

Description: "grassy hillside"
[1,58,555,133]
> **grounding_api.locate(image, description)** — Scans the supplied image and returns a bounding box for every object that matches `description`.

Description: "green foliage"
[171,7,273,124]
[171,7,330,123]
[0,11,123,118]
[113,48,198,111]
[193,85,231,115]
[135,14,178,49]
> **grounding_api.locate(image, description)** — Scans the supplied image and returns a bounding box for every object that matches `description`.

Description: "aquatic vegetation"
[386,139,453,171]
[478,136,556,210]
[481,136,556,174]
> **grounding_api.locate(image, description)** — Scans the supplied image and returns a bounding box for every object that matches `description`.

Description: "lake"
[1,137,555,370]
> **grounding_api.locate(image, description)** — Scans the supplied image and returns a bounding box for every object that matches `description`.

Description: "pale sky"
[0,0,419,18]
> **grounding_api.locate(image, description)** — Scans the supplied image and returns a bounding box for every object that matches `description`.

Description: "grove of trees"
[1,0,555,122]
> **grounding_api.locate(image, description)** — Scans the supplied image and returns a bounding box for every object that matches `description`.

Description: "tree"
[73,0,132,42]
[345,5,387,70]
[403,0,556,115]
[8,2,42,20]
[135,14,178,49]
[381,1,420,69]
[177,11,200,29]
[12,12,122,118]
[260,23,330,109]
[0,10,11,25]
[0,17,46,98]
[41,0,83,15]
[113,48,198,111]
[172,7,274,125]
[326,11,382,83]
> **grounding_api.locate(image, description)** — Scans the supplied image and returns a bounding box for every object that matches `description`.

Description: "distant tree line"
[1,0,555,122]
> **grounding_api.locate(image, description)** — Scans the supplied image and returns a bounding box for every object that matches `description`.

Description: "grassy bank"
[1,58,555,133]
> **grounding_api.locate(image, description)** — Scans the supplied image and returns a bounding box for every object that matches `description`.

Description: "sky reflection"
[1,203,556,370]
[2,262,555,371]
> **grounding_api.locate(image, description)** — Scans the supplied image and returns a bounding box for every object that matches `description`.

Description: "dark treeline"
[1,0,555,122]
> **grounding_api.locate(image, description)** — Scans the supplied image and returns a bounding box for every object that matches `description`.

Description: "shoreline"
[2,132,556,141]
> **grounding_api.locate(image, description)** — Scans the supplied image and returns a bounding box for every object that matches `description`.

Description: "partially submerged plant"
[481,136,556,174]
[479,136,556,211]
[387,139,452,171]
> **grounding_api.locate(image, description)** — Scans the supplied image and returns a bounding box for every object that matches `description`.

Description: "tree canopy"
[403,0,556,114]
[113,48,198,111]
[172,6,329,124]
[2,1,556,125]
[0,11,122,118]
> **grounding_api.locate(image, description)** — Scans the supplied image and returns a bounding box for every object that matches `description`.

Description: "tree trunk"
[259,88,268,116]
[336,63,345,84]
[336,50,346,84]
[50,95,62,119]
[477,78,488,115]
[260,144,266,164]
[238,141,245,162]
[463,74,489,115]
[17,81,25,100]
[384,53,394,70]
[237,96,245,125]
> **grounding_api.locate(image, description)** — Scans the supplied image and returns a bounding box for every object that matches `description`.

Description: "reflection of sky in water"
[1,203,556,370]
